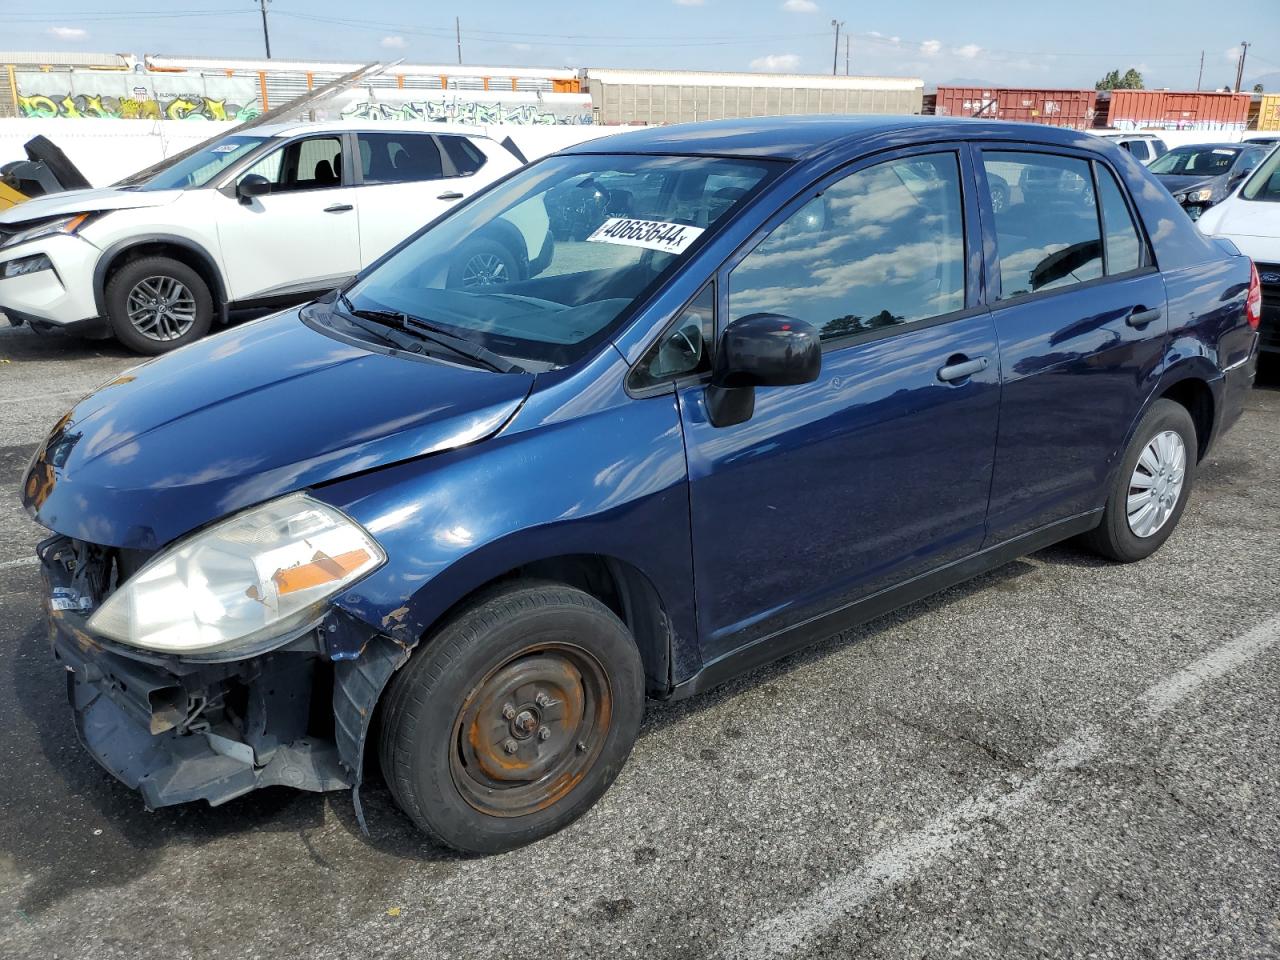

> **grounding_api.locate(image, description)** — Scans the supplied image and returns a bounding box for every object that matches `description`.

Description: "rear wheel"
[1082,399,1197,562]
[378,582,645,854]
[105,256,212,354]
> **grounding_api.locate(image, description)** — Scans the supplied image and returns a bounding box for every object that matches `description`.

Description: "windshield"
[341,153,779,367]
[1147,147,1239,177]
[1242,147,1280,202]
[119,135,270,191]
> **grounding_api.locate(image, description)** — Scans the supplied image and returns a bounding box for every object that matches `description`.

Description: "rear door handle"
[1126,306,1162,328]
[324,203,354,213]
[937,355,989,382]
[437,191,464,200]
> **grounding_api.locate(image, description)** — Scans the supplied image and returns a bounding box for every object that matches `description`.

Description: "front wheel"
[447,237,520,289]
[104,256,213,354]
[377,582,645,854]
[1082,398,1197,563]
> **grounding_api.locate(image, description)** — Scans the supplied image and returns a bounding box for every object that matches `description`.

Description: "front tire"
[1082,398,1197,563]
[447,237,520,289]
[104,256,213,354]
[378,582,645,854]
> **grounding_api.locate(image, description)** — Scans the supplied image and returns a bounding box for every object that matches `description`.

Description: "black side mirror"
[705,313,821,427]
[236,174,271,203]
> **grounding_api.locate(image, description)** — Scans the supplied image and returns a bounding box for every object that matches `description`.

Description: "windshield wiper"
[339,295,525,374]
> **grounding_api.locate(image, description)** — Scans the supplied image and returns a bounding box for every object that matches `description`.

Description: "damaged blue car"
[23,117,1260,853]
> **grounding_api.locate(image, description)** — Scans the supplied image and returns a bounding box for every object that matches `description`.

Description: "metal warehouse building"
[582,68,924,125]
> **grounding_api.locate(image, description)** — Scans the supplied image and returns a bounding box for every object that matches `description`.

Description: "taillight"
[1246,261,1262,331]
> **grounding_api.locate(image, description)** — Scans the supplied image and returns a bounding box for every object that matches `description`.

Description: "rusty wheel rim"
[450,642,612,818]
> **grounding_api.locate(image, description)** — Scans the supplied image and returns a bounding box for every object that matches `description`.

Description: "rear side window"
[729,152,966,342]
[439,136,487,176]
[983,152,1102,300]
[358,133,444,184]
[1096,166,1143,274]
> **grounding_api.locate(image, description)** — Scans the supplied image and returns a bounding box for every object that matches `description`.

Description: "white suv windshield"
[120,135,270,191]
[340,153,778,367]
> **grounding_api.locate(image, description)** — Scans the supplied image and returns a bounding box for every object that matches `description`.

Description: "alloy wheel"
[1126,429,1186,538]
[126,275,197,342]
[461,253,509,287]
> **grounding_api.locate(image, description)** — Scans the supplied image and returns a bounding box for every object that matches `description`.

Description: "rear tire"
[1082,399,1197,563]
[378,582,645,854]
[105,256,213,355]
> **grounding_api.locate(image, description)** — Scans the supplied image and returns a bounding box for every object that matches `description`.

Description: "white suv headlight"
[88,493,385,655]
[3,213,95,249]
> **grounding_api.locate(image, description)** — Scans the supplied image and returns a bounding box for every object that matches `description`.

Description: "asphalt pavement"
[0,323,1276,960]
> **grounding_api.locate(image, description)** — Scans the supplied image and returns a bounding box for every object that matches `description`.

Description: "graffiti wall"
[14,71,262,120]
[332,90,593,125]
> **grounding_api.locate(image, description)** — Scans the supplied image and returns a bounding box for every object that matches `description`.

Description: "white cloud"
[511,42,532,51]
[380,35,408,49]
[920,39,942,56]
[674,0,705,5]
[954,43,981,59]
[1224,46,1240,61]
[750,53,802,72]
[782,0,818,11]
[48,26,88,40]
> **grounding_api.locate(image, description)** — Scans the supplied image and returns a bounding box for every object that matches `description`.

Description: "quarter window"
[1096,166,1143,274]
[729,152,966,342]
[983,152,1102,299]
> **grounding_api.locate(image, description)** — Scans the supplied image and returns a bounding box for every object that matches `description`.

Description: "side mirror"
[705,313,821,427]
[236,174,271,203]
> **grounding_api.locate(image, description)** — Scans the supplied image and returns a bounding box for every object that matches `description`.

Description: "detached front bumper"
[39,536,403,812]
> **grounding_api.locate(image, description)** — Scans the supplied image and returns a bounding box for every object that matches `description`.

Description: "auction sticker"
[586,218,704,255]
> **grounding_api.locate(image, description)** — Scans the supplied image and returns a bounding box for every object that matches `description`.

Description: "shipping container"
[934,87,1097,129]
[583,68,923,125]
[1105,90,1250,131]
[1258,93,1280,132]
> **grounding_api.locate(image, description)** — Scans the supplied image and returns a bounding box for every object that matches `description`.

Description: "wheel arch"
[1157,374,1215,462]
[468,219,530,280]
[93,234,227,321]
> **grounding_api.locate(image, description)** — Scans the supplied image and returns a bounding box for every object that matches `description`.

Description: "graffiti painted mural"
[14,72,262,120]
[335,91,593,125]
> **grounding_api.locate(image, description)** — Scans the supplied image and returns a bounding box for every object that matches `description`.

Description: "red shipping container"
[1106,90,1250,130]
[934,87,1097,129]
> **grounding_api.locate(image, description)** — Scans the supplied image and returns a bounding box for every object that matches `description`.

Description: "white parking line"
[0,557,38,570]
[718,613,1280,960]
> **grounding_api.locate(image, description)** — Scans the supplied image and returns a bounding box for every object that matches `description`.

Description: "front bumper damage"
[40,535,410,823]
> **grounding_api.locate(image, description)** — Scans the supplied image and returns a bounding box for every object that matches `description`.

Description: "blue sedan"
[22,116,1262,853]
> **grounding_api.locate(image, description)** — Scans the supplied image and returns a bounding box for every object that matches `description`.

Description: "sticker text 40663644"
[586,218,705,255]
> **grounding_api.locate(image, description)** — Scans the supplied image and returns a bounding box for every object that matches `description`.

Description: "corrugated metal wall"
[589,80,921,125]
[1106,90,1250,131]
[1259,94,1280,132]
[934,87,1097,129]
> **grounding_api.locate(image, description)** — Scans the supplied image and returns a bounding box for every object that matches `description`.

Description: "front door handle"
[937,355,989,382]
[1126,306,1162,328]
[437,191,464,200]
[324,203,354,213]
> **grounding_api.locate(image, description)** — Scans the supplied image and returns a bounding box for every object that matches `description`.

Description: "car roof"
[246,119,492,140]
[559,115,1118,162]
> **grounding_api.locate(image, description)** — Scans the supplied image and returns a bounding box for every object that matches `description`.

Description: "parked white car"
[1198,145,1280,353]
[0,121,549,353]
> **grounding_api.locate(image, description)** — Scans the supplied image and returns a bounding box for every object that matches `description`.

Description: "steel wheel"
[461,252,509,287]
[449,642,612,818]
[1127,429,1186,538]
[125,275,197,342]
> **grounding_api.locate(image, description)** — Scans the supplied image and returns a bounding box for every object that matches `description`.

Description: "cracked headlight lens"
[88,493,385,655]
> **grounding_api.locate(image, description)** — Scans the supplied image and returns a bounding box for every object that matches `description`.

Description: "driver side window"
[238,136,344,194]
[630,283,715,390]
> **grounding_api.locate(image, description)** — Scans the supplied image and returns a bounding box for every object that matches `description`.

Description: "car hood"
[1198,197,1280,239]
[1154,173,1222,195]
[0,186,181,225]
[23,310,534,549]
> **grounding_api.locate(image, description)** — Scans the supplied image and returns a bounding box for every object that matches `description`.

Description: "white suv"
[0,121,548,353]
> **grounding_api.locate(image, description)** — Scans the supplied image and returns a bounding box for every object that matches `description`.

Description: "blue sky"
[10,0,1280,90]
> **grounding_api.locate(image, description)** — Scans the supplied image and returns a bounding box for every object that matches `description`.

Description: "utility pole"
[257,0,271,59]
[831,20,843,76]
[845,34,850,76]
[1234,41,1249,92]
[456,17,463,65]
[1196,50,1203,91]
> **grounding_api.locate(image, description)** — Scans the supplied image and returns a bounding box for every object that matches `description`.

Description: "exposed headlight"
[1187,188,1214,203]
[3,212,96,249]
[2,253,52,278]
[87,493,385,655]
